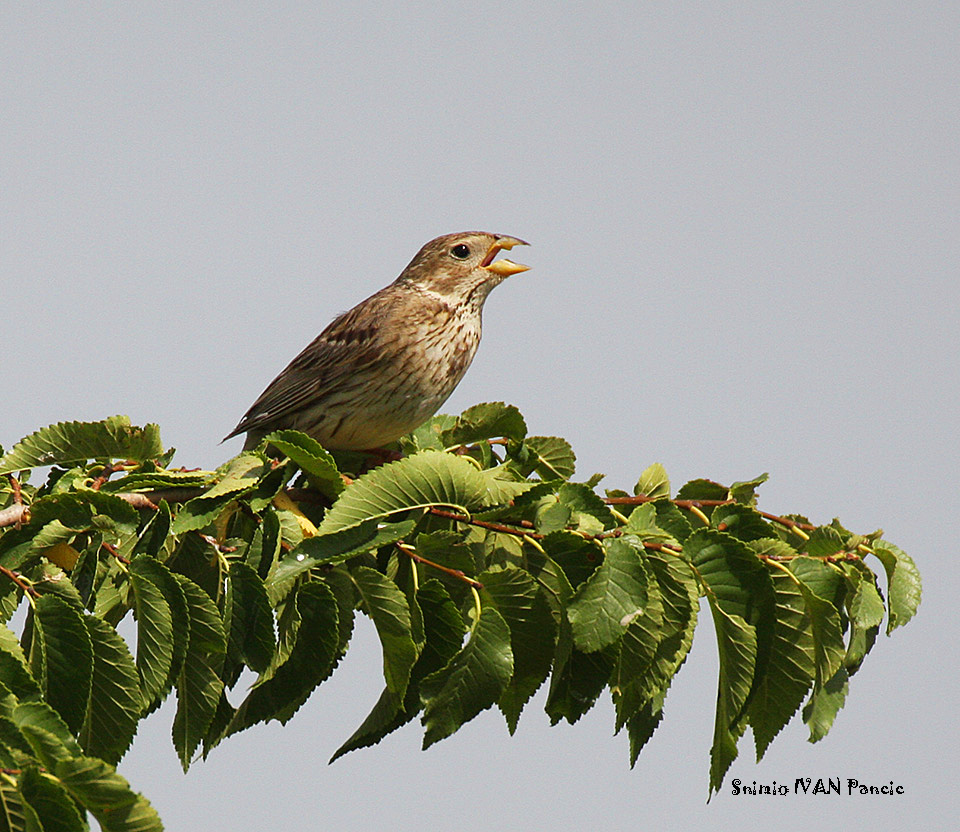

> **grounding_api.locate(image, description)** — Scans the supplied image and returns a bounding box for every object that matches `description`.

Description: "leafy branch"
[0,404,921,828]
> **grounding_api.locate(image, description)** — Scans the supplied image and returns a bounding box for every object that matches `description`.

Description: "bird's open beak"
[481,236,530,277]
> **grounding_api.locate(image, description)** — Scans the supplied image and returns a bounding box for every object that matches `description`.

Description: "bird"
[225,231,529,452]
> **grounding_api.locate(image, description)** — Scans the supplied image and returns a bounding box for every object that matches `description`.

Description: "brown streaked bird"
[225,231,529,451]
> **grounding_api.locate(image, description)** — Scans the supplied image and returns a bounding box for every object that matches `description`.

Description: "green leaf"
[171,454,266,534]
[710,504,774,541]
[128,567,174,711]
[420,604,513,749]
[31,595,93,734]
[439,402,527,447]
[790,558,846,689]
[651,499,693,543]
[843,566,883,672]
[330,580,464,762]
[0,417,164,475]
[634,463,670,499]
[12,701,83,767]
[171,576,226,771]
[0,779,38,832]
[728,473,769,505]
[0,625,40,702]
[18,765,86,832]
[614,547,698,733]
[101,469,213,493]
[351,567,419,697]
[269,517,417,599]
[745,540,816,760]
[227,581,339,734]
[802,666,849,742]
[225,562,275,674]
[871,540,922,633]
[567,538,649,653]
[524,436,576,480]
[246,506,282,579]
[685,529,777,715]
[541,530,602,589]
[130,501,172,560]
[54,756,162,832]
[704,596,757,796]
[610,570,664,729]
[318,451,490,534]
[803,526,845,557]
[78,616,141,766]
[544,622,614,725]
[480,567,557,733]
[676,478,728,504]
[260,429,344,498]
[127,557,189,713]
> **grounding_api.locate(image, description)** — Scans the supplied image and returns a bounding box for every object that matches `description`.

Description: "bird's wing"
[224,289,396,439]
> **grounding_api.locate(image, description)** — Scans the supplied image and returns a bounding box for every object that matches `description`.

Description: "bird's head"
[398,231,529,306]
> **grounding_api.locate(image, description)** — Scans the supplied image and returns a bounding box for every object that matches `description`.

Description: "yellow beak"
[481,236,530,277]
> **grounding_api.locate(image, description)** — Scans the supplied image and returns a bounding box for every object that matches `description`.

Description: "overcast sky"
[3,3,957,829]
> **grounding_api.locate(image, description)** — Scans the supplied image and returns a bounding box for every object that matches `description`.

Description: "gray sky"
[3,2,957,829]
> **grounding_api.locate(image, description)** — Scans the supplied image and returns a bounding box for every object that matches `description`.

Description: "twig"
[604,494,818,533]
[0,565,39,598]
[396,542,484,590]
[101,542,131,566]
[0,504,28,528]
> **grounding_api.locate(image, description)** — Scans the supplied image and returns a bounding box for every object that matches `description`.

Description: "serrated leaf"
[0,625,40,702]
[127,557,188,713]
[18,765,87,832]
[544,622,614,725]
[12,702,83,767]
[745,540,816,760]
[31,595,93,734]
[330,580,464,762]
[871,541,922,633]
[711,504,774,542]
[439,402,527,447]
[0,778,37,832]
[128,569,173,711]
[802,666,849,742]
[803,526,845,557]
[420,604,513,749]
[170,454,266,534]
[171,576,226,770]
[227,581,339,735]
[54,756,162,832]
[676,478,728,503]
[225,562,275,674]
[685,529,777,719]
[541,530,602,589]
[318,451,490,534]
[78,616,140,766]
[567,538,649,653]
[351,567,419,697]
[729,473,769,505]
[610,569,664,728]
[101,469,213,493]
[651,499,694,542]
[634,463,670,499]
[705,597,757,796]
[480,567,557,733]
[615,547,698,733]
[260,430,343,498]
[0,417,163,475]
[790,558,846,688]
[269,517,417,600]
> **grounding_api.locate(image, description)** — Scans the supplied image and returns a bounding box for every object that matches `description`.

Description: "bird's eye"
[450,243,471,259]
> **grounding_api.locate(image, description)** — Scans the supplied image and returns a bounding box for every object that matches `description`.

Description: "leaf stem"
[395,543,484,590]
